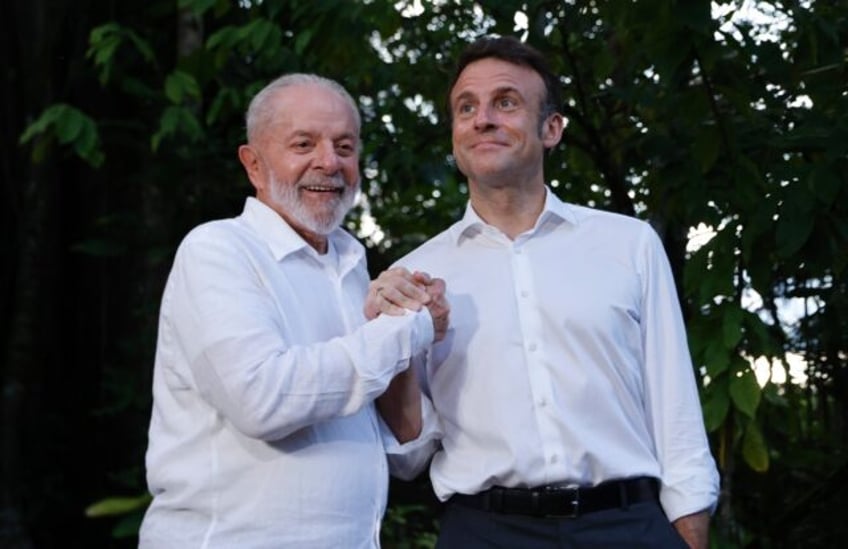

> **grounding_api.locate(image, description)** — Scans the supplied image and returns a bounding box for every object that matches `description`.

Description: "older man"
[139,73,447,548]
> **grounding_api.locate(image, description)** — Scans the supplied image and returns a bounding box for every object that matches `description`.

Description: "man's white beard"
[267,171,358,235]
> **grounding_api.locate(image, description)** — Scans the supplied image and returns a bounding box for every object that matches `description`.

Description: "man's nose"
[473,104,496,129]
[313,141,341,172]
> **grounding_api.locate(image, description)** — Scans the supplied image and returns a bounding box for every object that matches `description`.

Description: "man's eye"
[457,103,475,115]
[336,143,355,156]
[497,97,517,109]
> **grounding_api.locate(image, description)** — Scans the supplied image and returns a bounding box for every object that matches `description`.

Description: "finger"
[426,278,447,299]
[412,271,432,285]
[364,286,383,320]
[432,313,449,342]
[426,283,449,314]
[376,269,420,295]
[379,266,413,285]
[380,283,428,311]
[379,275,431,308]
[370,269,411,299]
[378,293,407,316]
[366,285,404,317]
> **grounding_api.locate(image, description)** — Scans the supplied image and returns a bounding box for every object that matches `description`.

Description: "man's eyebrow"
[451,90,476,105]
[452,85,522,103]
[286,130,314,139]
[491,85,522,97]
[285,130,357,141]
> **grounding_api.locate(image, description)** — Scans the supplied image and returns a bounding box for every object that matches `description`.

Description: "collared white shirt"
[391,188,719,522]
[139,197,434,548]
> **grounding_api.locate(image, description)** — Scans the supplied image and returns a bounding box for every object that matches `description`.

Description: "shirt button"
[521,290,529,298]
[550,454,558,464]
[528,343,537,352]
[537,398,546,407]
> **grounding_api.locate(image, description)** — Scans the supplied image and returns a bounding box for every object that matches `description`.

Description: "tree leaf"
[151,106,182,151]
[165,72,185,104]
[249,19,275,51]
[702,382,730,432]
[729,368,761,418]
[87,26,123,84]
[84,493,152,517]
[73,124,105,168]
[207,26,239,50]
[742,420,769,472]
[125,29,157,65]
[18,104,103,167]
[722,306,743,350]
[295,28,313,55]
[174,70,201,101]
[19,104,63,144]
[704,340,730,378]
[55,108,85,143]
[177,108,204,141]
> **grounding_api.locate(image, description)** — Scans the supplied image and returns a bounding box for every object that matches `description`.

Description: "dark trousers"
[436,500,689,549]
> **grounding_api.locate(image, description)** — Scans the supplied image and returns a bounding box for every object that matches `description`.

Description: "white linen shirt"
[139,197,434,548]
[390,188,719,523]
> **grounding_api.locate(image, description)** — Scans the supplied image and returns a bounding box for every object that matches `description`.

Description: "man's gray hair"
[244,73,361,143]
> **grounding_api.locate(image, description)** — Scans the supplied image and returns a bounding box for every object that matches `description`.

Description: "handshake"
[364,267,450,343]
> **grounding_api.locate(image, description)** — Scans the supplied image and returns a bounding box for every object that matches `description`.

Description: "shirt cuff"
[659,474,720,522]
[411,306,435,354]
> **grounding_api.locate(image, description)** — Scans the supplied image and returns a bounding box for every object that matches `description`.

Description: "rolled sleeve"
[640,227,720,521]
[660,469,720,521]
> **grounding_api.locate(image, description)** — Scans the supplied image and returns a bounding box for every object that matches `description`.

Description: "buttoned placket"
[318,241,388,539]
[510,235,563,479]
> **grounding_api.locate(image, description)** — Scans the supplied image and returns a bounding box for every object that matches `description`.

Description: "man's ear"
[238,144,265,193]
[541,113,565,149]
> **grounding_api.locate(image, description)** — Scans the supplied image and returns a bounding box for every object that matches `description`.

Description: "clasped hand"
[365,268,450,342]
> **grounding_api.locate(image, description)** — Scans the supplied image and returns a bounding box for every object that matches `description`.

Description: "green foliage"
[178,0,219,15]
[87,23,157,84]
[164,70,201,104]
[85,493,152,518]
[151,105,205,151]
[381,504,438,549]
[703,376,731,432]
[85,493,152,539]
[19,103,104,167]
[741,420,769,473]
[730,369,761,420]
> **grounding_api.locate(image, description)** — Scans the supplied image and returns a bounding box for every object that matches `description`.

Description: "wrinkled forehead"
[449,58,546,106]
[267,85,360,137]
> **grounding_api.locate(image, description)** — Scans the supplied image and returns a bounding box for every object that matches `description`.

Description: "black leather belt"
[449,477,659,518]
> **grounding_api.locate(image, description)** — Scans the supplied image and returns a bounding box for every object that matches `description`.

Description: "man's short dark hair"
[445,35,562,126]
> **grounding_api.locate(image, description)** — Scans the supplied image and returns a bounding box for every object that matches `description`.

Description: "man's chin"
[298,210,349,235]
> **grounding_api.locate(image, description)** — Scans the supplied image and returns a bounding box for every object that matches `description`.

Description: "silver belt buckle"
[545,483,580,518]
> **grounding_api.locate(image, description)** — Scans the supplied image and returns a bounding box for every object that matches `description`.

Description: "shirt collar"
[240,197,365,273]
[450,186,579,244]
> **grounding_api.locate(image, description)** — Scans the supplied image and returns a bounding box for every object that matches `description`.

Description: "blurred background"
[2,0,846,547]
